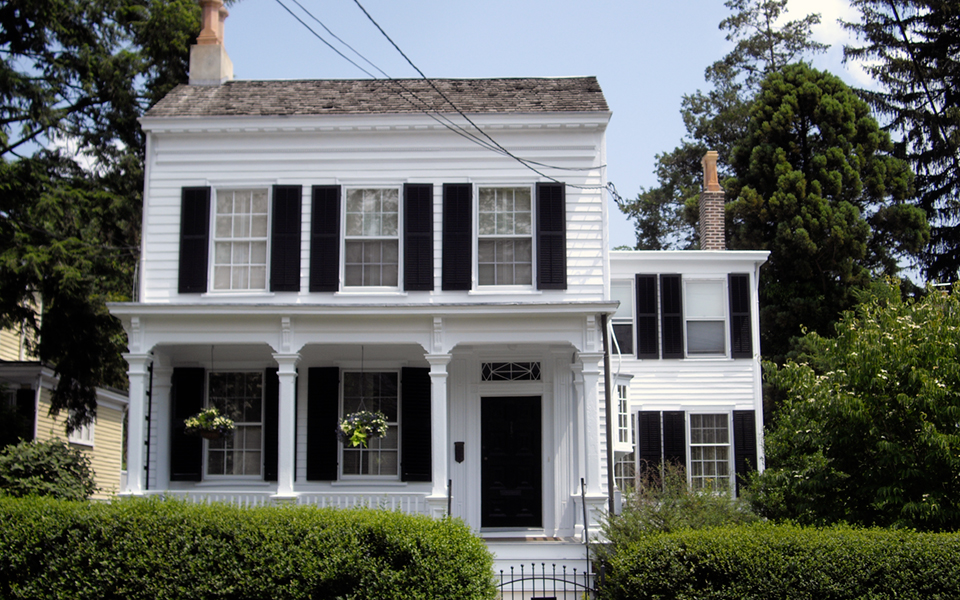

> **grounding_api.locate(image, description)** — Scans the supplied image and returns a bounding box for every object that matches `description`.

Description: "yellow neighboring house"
[0,327,128,500]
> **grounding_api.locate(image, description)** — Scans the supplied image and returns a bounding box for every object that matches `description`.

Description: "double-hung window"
[340,371,399,477]
[634,273,753,359]
[684,279,726,356]
[213,189,269,291]
[478,186,533,286]
[689,413,731,491]
[344,188,400,287]
[206,371,263,477]
[611,280,635,354]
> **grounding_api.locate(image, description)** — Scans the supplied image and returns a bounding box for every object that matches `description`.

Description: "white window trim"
[682,277,729,358]
[338,369,401,481]
[474,183,537,290]
[208,186,273,294]
[341,186,403,291]
[685,410,735,492]
[67,414,94,447]
[203,370,265,480]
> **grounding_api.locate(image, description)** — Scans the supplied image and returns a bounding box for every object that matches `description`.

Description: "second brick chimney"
[189,0,233,86]
[699,150,725,251]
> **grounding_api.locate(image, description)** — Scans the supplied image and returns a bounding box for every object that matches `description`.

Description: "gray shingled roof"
[145,77,608,118]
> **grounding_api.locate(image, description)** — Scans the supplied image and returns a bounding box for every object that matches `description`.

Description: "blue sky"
[222,0,864,248]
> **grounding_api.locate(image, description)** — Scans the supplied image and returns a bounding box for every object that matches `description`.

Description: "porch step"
[485,538,590,575]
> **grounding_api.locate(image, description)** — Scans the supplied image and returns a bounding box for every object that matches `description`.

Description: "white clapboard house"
[109,2,766,570]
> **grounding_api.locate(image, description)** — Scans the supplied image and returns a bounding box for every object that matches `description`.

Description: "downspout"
[600,313,615,514]
[144,359,154,490]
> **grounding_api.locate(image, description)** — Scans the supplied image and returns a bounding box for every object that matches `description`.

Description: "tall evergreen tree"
[727,63,927,361]
[843,0,960,282]
[618,0,827,250]
[0,0,212,430]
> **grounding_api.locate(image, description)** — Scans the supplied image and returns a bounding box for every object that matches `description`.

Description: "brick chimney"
[699,150,725,251]
[189,0,233,86]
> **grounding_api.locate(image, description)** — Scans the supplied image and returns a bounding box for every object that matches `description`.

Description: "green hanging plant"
[337,411,388,448]
[184,407,235,440]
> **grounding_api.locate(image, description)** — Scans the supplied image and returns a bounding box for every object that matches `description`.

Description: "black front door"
[481,396,542,528]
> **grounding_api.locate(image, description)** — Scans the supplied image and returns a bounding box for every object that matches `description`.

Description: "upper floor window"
[344,188,400,287]
[478,187,533,286]
[611,280,634,354]
[213,189,269,291]
[632,273,753,359]
[684,280,726,356]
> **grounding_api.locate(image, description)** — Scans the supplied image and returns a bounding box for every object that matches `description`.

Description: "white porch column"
[122,353,153,495]
[272,352,300,500]
[151,355,173,491]
[578,351,604,496]
[425,353,451,518]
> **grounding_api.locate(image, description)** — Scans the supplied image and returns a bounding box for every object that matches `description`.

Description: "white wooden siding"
[140,117,607,304]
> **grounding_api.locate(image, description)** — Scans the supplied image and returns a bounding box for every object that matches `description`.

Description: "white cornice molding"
[139,111,611,134]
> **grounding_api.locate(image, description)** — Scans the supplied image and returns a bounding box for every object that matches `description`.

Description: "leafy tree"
[746,279,960,531]
[844,0,960,283]
[0,438,97,500]
[618,0,827,250]
[727,62,927,362]
[0,0,210,431]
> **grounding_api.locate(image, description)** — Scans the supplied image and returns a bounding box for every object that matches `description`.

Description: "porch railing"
[153,490,428,514]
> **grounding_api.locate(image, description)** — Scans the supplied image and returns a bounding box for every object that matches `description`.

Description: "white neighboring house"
[107,3,766,568]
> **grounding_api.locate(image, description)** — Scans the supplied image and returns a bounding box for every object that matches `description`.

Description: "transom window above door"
[478,186,533,286]
[213,189,269,291]
[344,188,400,287]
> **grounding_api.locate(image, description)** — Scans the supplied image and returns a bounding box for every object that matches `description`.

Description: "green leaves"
[749,279,960,531]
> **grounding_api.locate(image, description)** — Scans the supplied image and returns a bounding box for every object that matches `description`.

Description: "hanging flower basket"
[337,411,388,448]
[184,407,235,439]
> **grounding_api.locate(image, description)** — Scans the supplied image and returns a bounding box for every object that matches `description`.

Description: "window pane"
[212,189,269,291]
[207,372,263,477]
[341,372,399,477]
[611,281,633,320]
[686,280,725,318]
[688,321,725,354]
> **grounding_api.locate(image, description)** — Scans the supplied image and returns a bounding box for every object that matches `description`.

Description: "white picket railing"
[152,490,428,514]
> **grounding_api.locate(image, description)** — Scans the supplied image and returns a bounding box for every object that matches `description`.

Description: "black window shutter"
[170,368,205,482]
[309,186,341,292]
[263,368,280,482]
[662,410,687,468]
[637,411,662,480]
[660,274,684,359]
[306,367,339,481]
[400,367,432,482]
[536,182,566,290]
[733,410,758,495]
[404,184,434,291]
[15,388,36,442]
[442,184,472,291]
[729,273,753,359]
[178,187,210,294]
[270,185,302,292]
[636,274,659,359]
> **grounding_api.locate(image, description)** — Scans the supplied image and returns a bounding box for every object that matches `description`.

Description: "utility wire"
[276,0,610,189]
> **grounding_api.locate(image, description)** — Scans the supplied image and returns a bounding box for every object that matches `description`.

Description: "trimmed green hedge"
[0,496,496,600]
[602,523,960,600]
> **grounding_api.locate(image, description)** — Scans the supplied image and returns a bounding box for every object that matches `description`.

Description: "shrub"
[601,523,960,600]
[0,438,96,500]
[0,496,497,600]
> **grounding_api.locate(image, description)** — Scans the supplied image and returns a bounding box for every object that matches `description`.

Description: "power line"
[273,0,610,191]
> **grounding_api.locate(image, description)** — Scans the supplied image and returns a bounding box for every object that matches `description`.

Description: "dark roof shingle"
[145,77,608,118]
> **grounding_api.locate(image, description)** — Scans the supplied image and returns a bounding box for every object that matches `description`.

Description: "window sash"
[206,372,263,477]
[344,188,400,288]
[689,413,731,491]
[212,189,269,291]
[477,186,533,286]
[340,371,400,478]
[684,279,727,356]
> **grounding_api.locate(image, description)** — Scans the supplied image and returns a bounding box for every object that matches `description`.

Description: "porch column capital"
[577,351,604,373]
[272,352,301,372]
